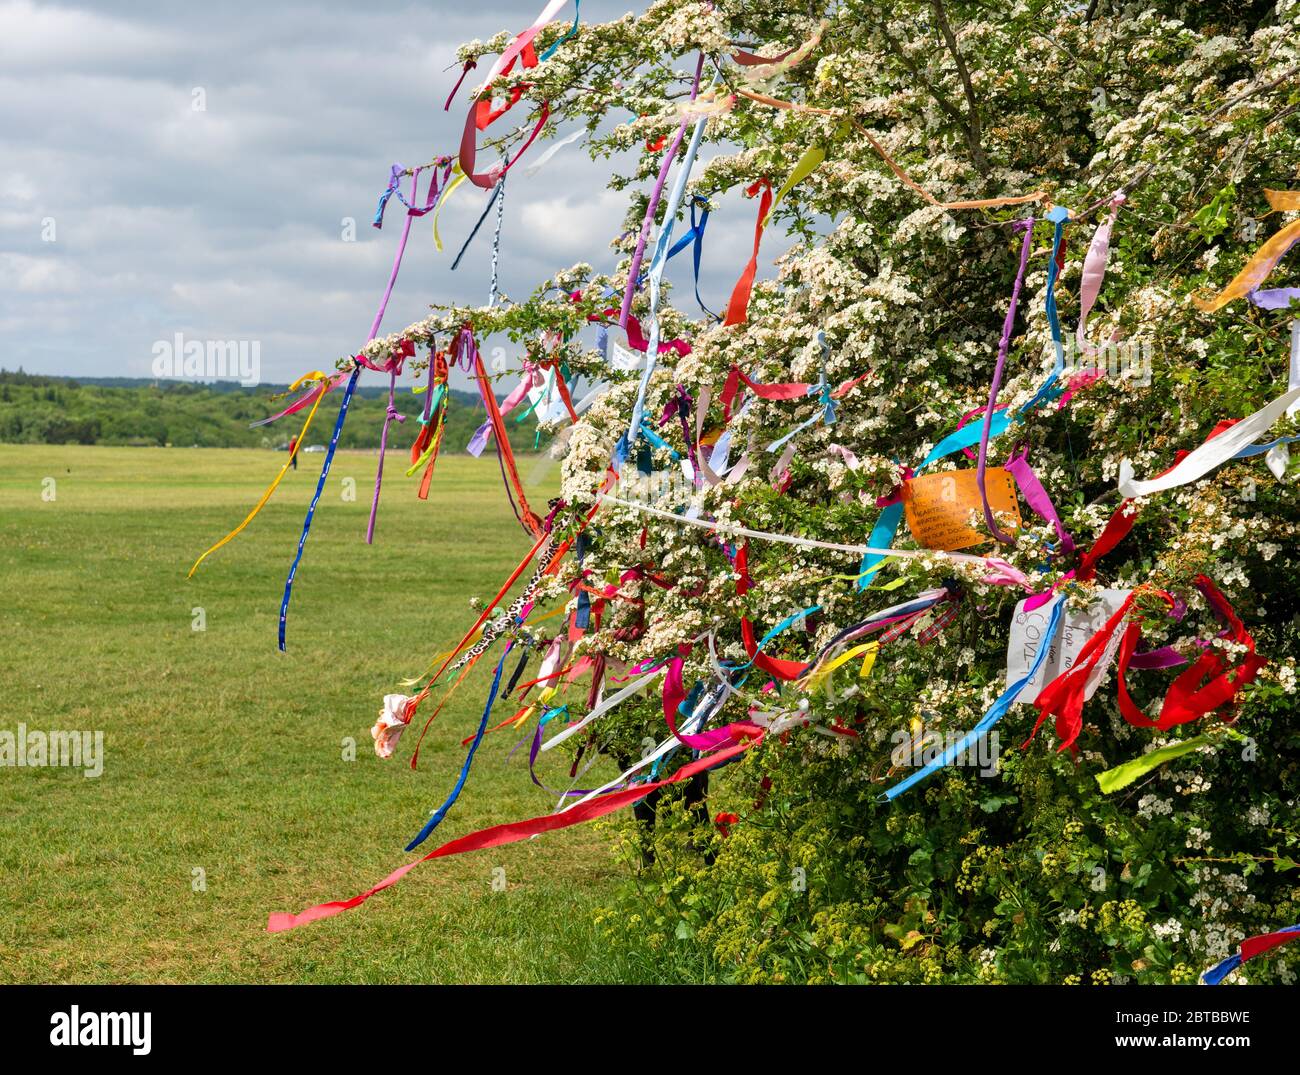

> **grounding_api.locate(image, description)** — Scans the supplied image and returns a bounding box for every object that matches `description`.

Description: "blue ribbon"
[1021,205,1071,413]
[278,365,360,651]
[766,331,837,453]
[405,643,512,851]
[856,409,1015,589]
[373,163,440,228]
[1233,434,1300,459]
[638,195,717,320]
[881,596,1064,800]
[373,166,401,228]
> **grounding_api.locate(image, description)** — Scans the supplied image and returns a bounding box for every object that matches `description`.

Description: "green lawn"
[0,444,636,983]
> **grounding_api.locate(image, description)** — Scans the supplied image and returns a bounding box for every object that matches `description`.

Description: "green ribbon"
[1096,730,1243,794]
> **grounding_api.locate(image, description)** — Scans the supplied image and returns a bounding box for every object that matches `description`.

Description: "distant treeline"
[0,369,544,453]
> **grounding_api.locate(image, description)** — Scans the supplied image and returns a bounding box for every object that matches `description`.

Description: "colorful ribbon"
[405,644,512,850]
[266,726,762,933]
[881,596,1065,800]
[1201,923,1300,984]
[278,365,361,651]
[187,370,330,578]
[1193,190,1300,311]
[977,217,1037,543]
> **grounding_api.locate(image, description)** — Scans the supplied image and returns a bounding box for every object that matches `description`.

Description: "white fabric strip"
[599,493,1016,567]
[537,663,662,752]
[1264,320,1300,479]
[1117,385,1300,498]
[555,705,707,814]
[524,128,584,176]
[473,0,569,94]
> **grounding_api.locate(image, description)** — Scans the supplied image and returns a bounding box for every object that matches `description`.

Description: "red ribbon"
[1117,575,1265,730]
[458,40,551,189]
[1029,575,1264,754]
[736,544,811,682]
[727,364,872,402]
[1076,419,1241,583]
[266,726,763,933]
[1026,591,1150,752]
[720,367,743,422]
[1241,926,1300,962]
[723,179,774,327]
[410,351,450,501]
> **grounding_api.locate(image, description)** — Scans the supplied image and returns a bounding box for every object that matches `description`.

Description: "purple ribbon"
[1247,288,1300,310]
[978,218,1036,544]
[366,372,407,544]
[616,53,706,330]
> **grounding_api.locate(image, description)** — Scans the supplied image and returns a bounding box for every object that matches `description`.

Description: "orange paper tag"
[902,467,1021,552]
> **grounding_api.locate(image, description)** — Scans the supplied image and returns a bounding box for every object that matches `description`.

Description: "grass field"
[0,444,647,983]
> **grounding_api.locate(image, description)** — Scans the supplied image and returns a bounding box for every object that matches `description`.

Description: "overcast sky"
[0,0,767,390]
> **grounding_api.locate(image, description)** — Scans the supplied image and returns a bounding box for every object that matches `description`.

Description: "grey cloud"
[1,0,786,393]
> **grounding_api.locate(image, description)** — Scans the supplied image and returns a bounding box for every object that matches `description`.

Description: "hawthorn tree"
[367,1,1300,983]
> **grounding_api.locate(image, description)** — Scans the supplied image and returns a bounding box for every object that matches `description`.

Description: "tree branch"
[931,0,988,173]
[875,15,990,177]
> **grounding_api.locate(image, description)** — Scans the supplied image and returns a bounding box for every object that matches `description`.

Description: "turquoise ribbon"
[538,0,580,61]
[638,420,681,459]
[856,210,1075,590]
[856,409,1015,589]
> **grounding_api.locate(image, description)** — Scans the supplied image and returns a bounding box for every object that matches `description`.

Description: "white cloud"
[519,188,626,259]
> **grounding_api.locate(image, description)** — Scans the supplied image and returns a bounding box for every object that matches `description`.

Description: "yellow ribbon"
[1193,189,1300,312]
[405,422,445,477]
[432,162,469,252]
[801,640,878,689]
[187,371,330,578]
[763,141,828,229]
[815,563,908,589]
[514,685,558,728]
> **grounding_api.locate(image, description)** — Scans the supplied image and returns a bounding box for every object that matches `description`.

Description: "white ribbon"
[555,704,707,814]
[537,661,662,752]
[598,494,1031,584]
[472,0,570,96]
[1264,320,1300,480]
[623,82,715,445]
[1117,385,1300,498]
[523,128,584,176]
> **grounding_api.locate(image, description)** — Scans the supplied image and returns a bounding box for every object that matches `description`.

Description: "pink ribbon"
[1077,192,1125,355]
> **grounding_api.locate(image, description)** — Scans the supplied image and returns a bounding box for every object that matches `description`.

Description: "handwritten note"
[1005,589,1131,705]
[902,467,1022,551]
